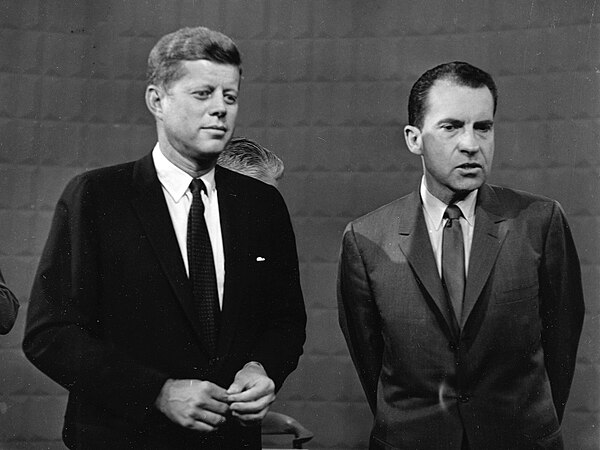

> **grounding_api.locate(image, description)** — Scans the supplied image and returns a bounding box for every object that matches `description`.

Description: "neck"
[422,176,471,205]
[158,142,217,178]
[448,191,469,205]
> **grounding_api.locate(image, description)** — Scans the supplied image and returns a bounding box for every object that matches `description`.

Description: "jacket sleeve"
[0,268,19,335]
[248,189,306,392]
[337,223,383,414]
[538,201,585,422]
[22,175,169,426]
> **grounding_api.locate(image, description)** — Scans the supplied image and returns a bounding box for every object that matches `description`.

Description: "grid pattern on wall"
[0,1,598,448]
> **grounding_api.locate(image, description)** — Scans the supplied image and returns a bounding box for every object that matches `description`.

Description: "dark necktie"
[442,204,465,325]
[187,179,219,355]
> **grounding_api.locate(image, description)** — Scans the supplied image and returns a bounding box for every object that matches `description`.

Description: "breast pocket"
[494,277,539,305]
[242,253,274,298]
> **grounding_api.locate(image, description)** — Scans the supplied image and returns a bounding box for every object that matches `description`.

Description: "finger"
[199,381,230,401]
[227,389,258,403]
[227,382,272,403]
[226,382,244,395]
[178,416,218,433]
[191,409,227,427]
[226,373,251,395]
[196,396,230,415]
[229,395,275,414]
[192,382,230,414]
[231,409,268,424]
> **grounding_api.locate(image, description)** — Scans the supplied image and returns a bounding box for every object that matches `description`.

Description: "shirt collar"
[152,143,217,202]
[419,176,477,230]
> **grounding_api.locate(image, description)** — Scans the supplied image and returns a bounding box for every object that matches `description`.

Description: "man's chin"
[452,178,485,195]
[461,172,486,186]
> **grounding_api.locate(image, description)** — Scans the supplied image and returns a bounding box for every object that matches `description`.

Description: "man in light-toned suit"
[338,61,584,450]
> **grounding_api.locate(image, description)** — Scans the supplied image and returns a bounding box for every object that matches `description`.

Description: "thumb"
[227,376,245,395]
[227,383,243,395]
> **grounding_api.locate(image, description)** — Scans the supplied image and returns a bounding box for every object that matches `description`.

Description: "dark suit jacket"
[23,154,306,449]
[0,268,19,334]
[338,184,584,450]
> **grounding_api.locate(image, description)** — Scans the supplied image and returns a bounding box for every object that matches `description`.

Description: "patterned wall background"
[0,1,598,448]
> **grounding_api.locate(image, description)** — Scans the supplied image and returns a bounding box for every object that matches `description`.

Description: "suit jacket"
[23,153,306,449]
[0,267,19,334]
[338,184,584,450]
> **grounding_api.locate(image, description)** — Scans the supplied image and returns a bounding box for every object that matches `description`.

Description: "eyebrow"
[437,119,464,127]
[436,119,494,127]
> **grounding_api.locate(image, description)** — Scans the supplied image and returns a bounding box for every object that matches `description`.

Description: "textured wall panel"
[1,1,598,448]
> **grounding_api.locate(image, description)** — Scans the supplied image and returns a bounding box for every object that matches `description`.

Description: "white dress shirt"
[152,144,225,308]
[420,177,477,278]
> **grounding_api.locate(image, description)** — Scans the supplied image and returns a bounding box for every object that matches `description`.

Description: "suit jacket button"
[449,342,458,352]
[458,394,470,403]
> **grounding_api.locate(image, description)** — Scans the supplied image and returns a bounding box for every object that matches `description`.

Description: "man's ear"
[404,125,423,156]
[145,84,164,119]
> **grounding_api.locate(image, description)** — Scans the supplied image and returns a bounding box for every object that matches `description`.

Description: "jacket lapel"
[214,166,245,358]
[397,191,460,340]
[461,184,508,328]
[130,154,212,352]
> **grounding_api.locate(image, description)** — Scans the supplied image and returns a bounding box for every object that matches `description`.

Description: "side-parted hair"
[147,26,241,89]
[217,138,285,186]
[408,61,498,129]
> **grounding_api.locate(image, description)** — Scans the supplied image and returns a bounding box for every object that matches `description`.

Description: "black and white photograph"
[0,1,598,449]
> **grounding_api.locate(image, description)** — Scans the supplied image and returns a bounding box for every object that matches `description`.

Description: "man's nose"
[209,91,227,117]
[458,128,480,153]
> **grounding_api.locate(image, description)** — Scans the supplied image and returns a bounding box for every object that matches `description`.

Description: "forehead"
[171,59,240,88]
[424,79,494,122]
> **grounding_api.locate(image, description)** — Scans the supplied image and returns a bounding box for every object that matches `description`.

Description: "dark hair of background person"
[408,61,498,129]
[146,26,242,89]
[217,137,285,187]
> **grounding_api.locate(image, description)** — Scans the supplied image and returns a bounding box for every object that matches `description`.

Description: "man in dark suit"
[23,26,306,449]
[338,61,584,449]
[0,267,19,334]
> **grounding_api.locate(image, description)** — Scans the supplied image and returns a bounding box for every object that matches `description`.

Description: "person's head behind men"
[404,61,497,204]
[218,137,284,187]
[145,27,242,176]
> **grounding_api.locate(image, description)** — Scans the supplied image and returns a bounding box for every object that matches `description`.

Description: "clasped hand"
[155,363,275,433]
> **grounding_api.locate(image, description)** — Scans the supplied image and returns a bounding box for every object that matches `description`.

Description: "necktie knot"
[190,178,207,197]
[444,204,463,222]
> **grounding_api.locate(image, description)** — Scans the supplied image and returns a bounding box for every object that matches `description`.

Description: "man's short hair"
[147,26,241,89]
[217,138,285,186]
[408,61,498,129]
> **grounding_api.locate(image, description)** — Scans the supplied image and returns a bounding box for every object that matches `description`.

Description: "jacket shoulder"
[346,192,415,235]
[72,161,136,186]
[58,160,138,207]
[485,184,556,205]
[216,165,284,204]
[484,184,562,218]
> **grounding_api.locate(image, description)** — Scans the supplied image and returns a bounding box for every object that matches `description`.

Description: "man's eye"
[224,94,238,105]
[475,124,493,132]
[441,124,456,131]
[194,91,211,99]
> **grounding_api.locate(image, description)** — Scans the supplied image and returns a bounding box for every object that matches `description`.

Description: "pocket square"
[256,256,266,262]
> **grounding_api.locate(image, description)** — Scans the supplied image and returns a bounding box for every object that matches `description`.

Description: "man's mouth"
[457,163,482,170]
[203,126,227,132]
